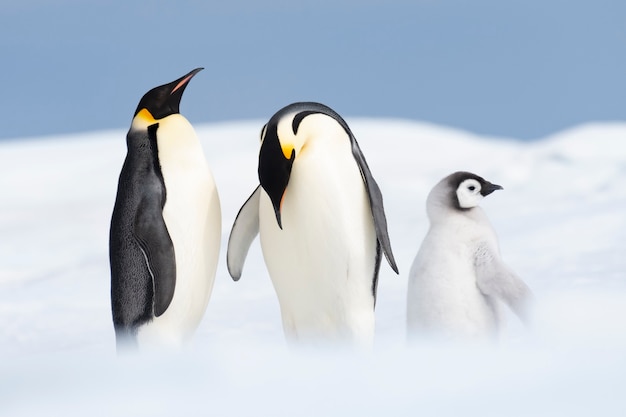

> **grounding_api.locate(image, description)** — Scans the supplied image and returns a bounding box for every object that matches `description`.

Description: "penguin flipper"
[474,243,533,324]
[227,186,261,281]
[133,196,176,317]
[350,139,399,274]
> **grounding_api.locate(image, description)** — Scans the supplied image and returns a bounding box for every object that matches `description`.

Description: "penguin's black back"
[109,124,174,342]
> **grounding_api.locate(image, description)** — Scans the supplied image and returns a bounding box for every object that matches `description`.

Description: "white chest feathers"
[407,211,502,340]
[138,115,222,347]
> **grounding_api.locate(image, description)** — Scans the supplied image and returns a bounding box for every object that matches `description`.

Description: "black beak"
[168,67,203,103]
[480,181,503,196]
[273,203,284,230]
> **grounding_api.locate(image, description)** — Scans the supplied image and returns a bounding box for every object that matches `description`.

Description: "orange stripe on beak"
[171,73,195,95]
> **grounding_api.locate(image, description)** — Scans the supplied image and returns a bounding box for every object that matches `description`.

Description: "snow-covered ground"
[1,120,625,416]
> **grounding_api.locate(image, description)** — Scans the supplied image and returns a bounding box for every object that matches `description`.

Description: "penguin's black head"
[258,115,295,230]
[257,102,349,229]
[447,171,503,210]
[133,68,203,120]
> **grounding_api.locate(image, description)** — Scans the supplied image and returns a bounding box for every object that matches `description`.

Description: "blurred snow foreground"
[1,120,625,416]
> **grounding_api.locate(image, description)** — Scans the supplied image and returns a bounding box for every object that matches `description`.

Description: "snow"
[1,119,625,416]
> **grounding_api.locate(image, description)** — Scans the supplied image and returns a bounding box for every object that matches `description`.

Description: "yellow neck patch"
[136,108,156,123]
[281,143,295,160]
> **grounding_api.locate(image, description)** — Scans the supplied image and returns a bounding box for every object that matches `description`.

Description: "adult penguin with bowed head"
[109,68,221,350]
[407,171,533,341]
[227,102,398,346]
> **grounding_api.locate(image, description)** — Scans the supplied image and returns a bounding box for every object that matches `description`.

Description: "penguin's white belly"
[138,129,221,346]
[259,145,377,345]
[407,230,497,339]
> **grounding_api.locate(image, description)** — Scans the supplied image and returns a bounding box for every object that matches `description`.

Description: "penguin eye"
[468,185,476,191]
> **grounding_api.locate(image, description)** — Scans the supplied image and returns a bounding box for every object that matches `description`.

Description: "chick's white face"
[456,178,484,209]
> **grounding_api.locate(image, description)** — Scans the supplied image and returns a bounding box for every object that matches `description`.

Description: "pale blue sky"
[1,0,624,140]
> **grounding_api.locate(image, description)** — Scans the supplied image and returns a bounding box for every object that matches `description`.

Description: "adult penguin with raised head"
[110,68,221,350]
[227,102,398,346]
[406,171,532,341]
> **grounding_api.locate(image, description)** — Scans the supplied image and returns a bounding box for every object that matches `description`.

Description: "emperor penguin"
[109,68,221,350]
[227,102,398,346]
[406,172,532,341]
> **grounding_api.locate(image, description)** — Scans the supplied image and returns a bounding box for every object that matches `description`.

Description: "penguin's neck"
[428,202,487,227]
[154,115,202,159]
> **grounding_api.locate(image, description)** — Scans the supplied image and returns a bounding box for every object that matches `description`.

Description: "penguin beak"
[165,67,203,112]
[480,182,503,196]
[258,126,295,230]
[273,197,285,230]
[170,67,203,97]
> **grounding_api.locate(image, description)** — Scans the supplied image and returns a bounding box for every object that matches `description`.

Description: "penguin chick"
[407,171,532,341]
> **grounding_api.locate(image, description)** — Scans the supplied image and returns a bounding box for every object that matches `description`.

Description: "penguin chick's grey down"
[407,171,532,340]
[227,102,398,346]
[109,68,221,350]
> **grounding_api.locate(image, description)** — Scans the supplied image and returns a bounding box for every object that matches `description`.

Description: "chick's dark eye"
[468,185,476,191]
